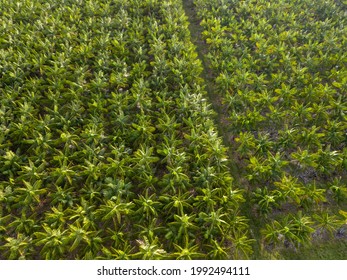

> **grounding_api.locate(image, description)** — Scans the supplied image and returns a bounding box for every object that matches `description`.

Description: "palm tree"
[14,180,47,210]
[110,107,131,134]
[206,137,229,170]
[228,214,249,233]
[23,129,53,157]
[132,145,159,173]
[44,205,67,229]
[2,233,32,259]
[136,171,159,190]
[171,242,204,260]
[51,151,76,186]
[267,152,288,178]
[101,242,134,260]
[261,216,299,249]
[80,183,103,204]
[17,159,47,183]
[102,177,134,201]
[67,223,92,253]
[81,159,103,185]
[105,152,130,179]
[133,236,167,260]
[156,138,186,167]
[0,214,11,234]
[34,224,68,259]
[324,119,345,148]
[8,212,38,235]
[161,191,193,216]
[193,165,214,188]
[290,212,314,246]
[300,181,326,210]
[329,177,347,204]
[67,199,96,229]
[261,220,285,248]
[49,184,75,207]
[221,187,245,211]
[253,187,281,215]
[314,146,340,175]
[216,71,233,94]
[207,239,229,259]
[235,131,256,155]
[276,126,297,151]
[247,155,272,182]
[340,148,347,171]
[67,222,102,259]
[135,218,165,243]
[227,92,246,112]
[161,165,189,193]
[311,102,329,125]
[254,133,273,155]
[95,198,134,228]
[1,150,22,180]
[134,190,161,222]
[105,224,127,249]
[88,70,107,93]
[298,126,324,150]
[274,175,304,205]
[290,148,317,169]
[198,208,229,240]
[330,95,347,120]
[237,108,265,131]
[267,104,285,127]
[230,230,254,259]
[131,115,156,147]
[193,187,218,213]
[167,213,198,246]
[313,212,343,239]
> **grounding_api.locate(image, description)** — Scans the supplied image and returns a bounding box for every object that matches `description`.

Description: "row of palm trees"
[0,0,253,259]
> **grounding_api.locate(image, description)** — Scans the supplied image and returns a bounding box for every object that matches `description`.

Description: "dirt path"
[181,0,233,163]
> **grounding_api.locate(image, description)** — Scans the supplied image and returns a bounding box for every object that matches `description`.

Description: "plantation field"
[0,0,346,259]
[193,0,347,257]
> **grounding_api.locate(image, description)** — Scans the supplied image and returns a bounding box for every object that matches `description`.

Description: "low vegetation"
[0,0,346,259]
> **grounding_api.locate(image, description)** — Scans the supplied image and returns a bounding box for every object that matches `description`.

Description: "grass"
[281,239,347,260]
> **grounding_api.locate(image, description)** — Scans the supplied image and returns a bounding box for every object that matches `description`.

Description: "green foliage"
[2,0,345,260]
[0,0,250,260]
[194,0,347,257]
